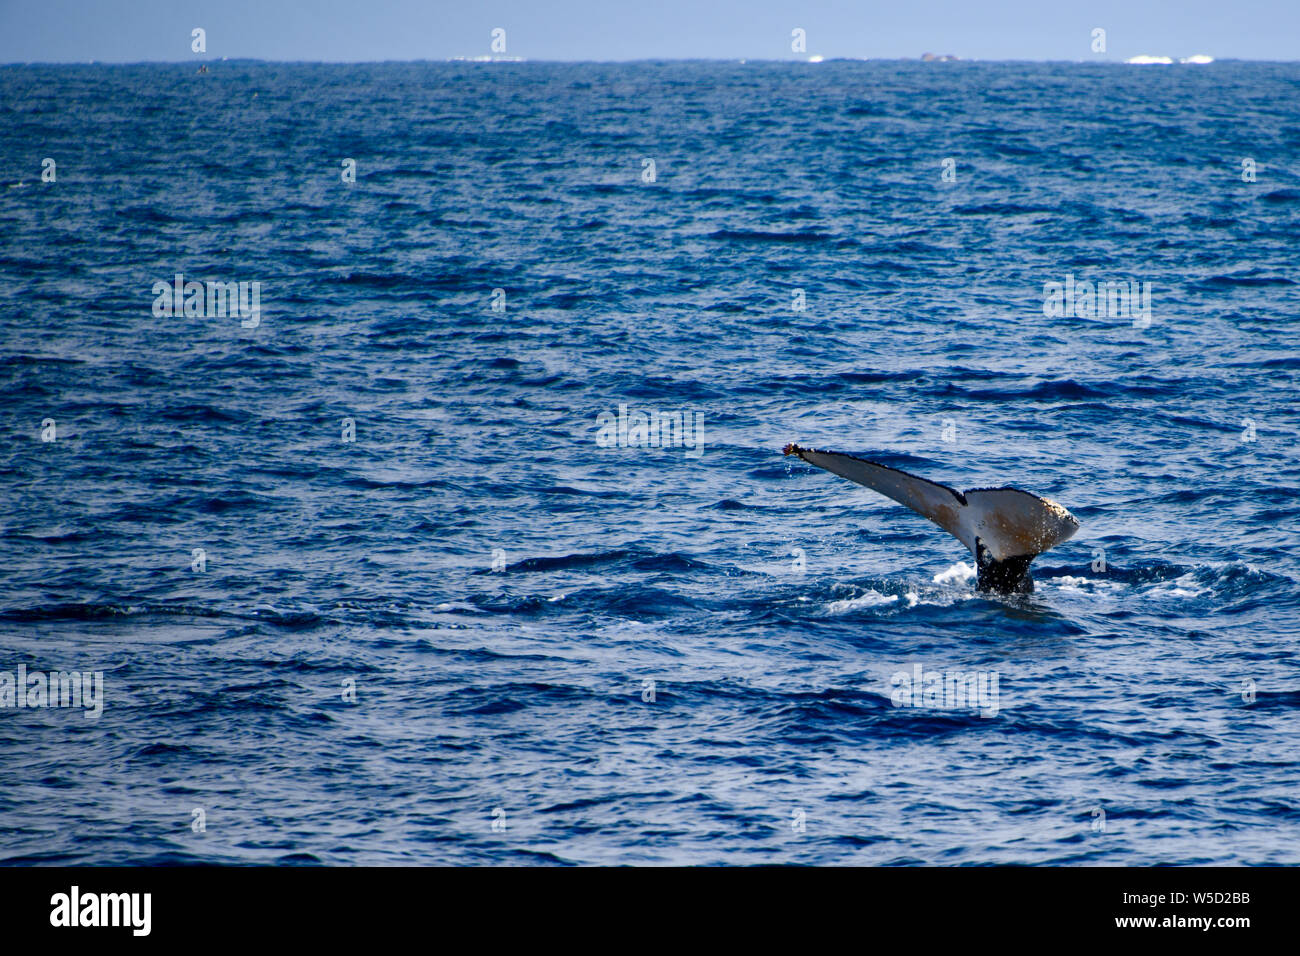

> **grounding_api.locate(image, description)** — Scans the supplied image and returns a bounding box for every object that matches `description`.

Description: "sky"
[0,0,1296,63]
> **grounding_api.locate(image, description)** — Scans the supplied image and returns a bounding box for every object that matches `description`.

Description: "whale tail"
[782,443,1079,593]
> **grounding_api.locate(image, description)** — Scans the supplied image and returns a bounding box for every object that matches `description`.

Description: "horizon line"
[2,55,1289,67]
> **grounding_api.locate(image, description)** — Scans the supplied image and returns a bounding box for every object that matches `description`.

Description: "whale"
[782,443,1080,594]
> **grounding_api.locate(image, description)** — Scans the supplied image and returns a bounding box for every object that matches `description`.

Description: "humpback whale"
[782,444,1079,594]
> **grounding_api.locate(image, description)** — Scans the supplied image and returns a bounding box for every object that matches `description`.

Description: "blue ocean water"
[1,60,1299,865]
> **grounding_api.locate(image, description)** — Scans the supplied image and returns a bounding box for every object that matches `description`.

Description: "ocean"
[1,59,1298,864]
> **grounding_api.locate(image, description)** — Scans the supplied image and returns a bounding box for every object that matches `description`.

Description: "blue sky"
[1,0,1296,63]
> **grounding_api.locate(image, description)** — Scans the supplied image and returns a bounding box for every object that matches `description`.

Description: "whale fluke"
[782,443,1079,594]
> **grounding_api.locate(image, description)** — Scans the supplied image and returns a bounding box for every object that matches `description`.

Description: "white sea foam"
[933,561,976,585]
[826,591,898,614]
[1047,574,1122,593]
[1147,573,1206,599]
